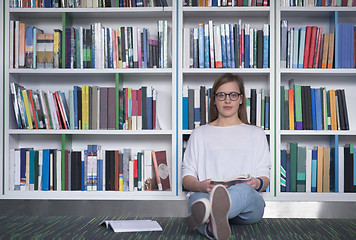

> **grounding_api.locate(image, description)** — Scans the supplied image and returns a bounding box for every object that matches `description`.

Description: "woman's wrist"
[255,177,263,192]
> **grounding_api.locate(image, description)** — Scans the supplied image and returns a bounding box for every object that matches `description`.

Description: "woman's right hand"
[200,179,214,193]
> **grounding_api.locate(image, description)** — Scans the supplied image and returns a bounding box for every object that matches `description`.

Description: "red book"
[237,0,243,6]
[322,0,326,6]
[28,90,39,129]
[342,0,347,6]
[303,26,312,68]
[353,0,356,6]
[314,28,323,68]
[55,91,68,129]
[151,151,170,191]
[52,92,63,129]
[152,89,156,130]
[115,150,119,191]
[308,27,318,68]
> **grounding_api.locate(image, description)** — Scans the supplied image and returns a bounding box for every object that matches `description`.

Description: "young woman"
[182,73,271,240]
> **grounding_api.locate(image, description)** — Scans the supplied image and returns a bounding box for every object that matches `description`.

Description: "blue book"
[73,86,79,129]
[263,24,269,68]
[221,24,227,68]
[44,0,52,7]
[330,12,339,68]
[229,24,235,68]
[25,26,33,68]
[147,87,153,129]
[316,0,322,6]
[298,27,306,68]
[311,149,317,192]
[81,149,87,191]
[349,24,354,69]
[143,28,148,68]
[286,152,290,192]
[314,88,323,130]
[42,149,50,191]
[90,25,95,68]
[354,150,356,186]
[311,88,317,130]
[182,86,189,130]
[97,155,103,191]
[225,24,231,68]
[204,25,210,68]
[293,27,299,68]
[20,149,27,190]
[265,97,269,130]
[281,149,287,192]
[244,24,250,68]
[108,28,113,68]
[29,150,35,189]
[212,0,218,6]
[330,135,339,192]
[198,24,205,68]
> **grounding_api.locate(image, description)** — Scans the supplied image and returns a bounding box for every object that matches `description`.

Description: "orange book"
[327,33,334,68]
[199,0,205,6]
[329,90,337,130]
[317,146,324,193]
[288,89,295,130]
[321,33,329,69]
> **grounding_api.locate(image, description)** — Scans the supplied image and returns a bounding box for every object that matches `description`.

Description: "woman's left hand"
[246,177,260,190]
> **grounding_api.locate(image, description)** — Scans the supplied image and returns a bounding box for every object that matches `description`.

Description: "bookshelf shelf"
[182,6,271,17]
[279,130,356,136]
[280,68,356,76]
[8,129,173,135]
[8,68,173,75]
[182,68,271,74]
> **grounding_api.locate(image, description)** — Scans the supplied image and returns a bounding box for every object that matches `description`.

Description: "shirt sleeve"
[253,128,271,179]
[181,130,199,180]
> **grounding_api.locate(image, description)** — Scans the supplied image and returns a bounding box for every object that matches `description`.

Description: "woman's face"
[214,81,243,120]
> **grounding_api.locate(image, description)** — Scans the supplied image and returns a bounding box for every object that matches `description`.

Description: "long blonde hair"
[209,73,249,124]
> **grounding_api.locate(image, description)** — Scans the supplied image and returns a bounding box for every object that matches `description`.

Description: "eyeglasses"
[215,92,242,101]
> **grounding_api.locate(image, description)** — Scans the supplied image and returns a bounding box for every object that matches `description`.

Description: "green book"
[115,73,123,130]
[289,142,298,192]
[294,84,303,130]
[297,146,306,192]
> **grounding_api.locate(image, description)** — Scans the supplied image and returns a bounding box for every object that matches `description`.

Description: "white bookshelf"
[177,3,275,200]
[275,4,356,201]
[3,0,180,200]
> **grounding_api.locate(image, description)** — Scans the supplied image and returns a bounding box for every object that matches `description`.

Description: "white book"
[183,28,190,69]
[94,23,100,68]
[87,0,92,7]
[214,25,222,68]
[38,150,43,191]
[57,150,61,192]
[9,149,15,191]
[339,146,344,193]
[15,21,19,69]
[208,20,215,68]
[10,20,14,69]
[152,88,158,130]
[49,151,53,191]
[163,20,168,68]
[290,28,294,68]
[256,92,261,128]
[80,27,84,69]
[129,159,134,192]
[93,0,99,7]
[125,27,129,69]
[133,26,138,68]
[143,150,152,191]
[47,91,59,130]
[306,149,312,193]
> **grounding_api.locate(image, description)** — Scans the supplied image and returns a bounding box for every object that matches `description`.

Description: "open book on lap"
[210,174,251,187]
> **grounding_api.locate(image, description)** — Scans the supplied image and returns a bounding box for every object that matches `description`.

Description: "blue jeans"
[188,183,266,239]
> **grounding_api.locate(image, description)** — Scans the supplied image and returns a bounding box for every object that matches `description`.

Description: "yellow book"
[82,85,86,130]
[86,85,89,130]
[22,89,33,129]
[317,146,323,193]
[329,90,337,130]
[288,89,295,130]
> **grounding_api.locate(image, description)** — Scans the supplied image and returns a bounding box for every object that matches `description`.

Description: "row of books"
[182,86,270,130]
[10,0,168,8]
[8,146,171,192]
[9,20,169,69]
[280,141,356,193]
[280,80,349,131]
[281,18,356,69]
[11,82,160,130]
[281,0,356,7]
[183,0,270,6]
[183,21,270,69]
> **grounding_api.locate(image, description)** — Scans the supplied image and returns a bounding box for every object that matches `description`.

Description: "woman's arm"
[182,175,214,193]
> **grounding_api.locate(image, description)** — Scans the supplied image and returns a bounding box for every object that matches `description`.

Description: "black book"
[99,87,108,129]
[306,86,312,130]
[110,150,116,191]
[336,90,345,130]
[200,86,206,126]
[344,145,355,192]
[77,86,82,129]
[141,86,148,129]
[257,30,263,68]
[105,150,111,191]
[340,89,349,130]
[234,24,239,68]
[121,27,126,68]
[301,86,307,130]
[250,89,257,125]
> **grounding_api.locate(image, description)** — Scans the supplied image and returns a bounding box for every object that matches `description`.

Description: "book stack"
[10,0,168,8]
[281,140,356,193]
[281,18,356,69]
[281,0,356,7]
[280,80,349,131]
[182,86,270,130]
[183,20,269,69]
[10,83,159,130]
[9,20,169,69]
[184,0,269,7]
[8,146,171,192]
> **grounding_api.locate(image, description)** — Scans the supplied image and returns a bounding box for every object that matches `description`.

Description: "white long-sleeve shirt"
[182,124,271,182]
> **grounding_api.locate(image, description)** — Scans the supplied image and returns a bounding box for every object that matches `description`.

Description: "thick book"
[210,174,251,187]
[151,151,170,191]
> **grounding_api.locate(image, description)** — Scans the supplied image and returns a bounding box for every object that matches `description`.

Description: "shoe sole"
[210,185,231,240]
[186,199,209,230]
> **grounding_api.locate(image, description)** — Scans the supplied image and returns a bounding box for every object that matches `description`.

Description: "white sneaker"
[186,198,211,230]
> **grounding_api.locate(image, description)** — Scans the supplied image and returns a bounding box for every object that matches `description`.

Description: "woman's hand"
[200,179,215,193]
[246,177,260,190]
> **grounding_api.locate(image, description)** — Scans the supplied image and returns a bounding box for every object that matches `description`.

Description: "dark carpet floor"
[0,216,355,240]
